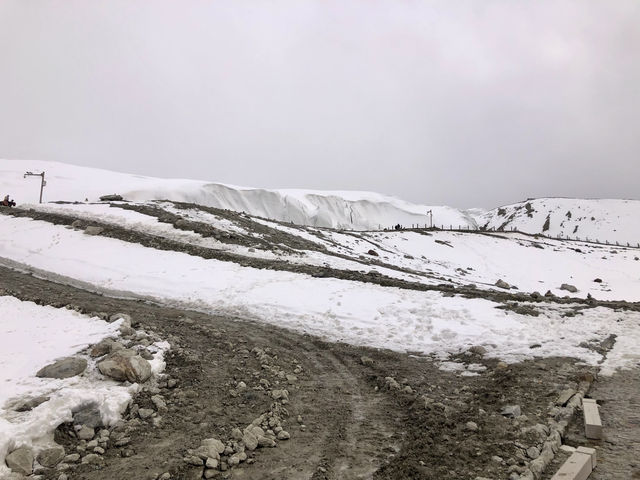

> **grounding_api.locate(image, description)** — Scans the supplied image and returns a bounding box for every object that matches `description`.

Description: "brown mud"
[0,266,608,480]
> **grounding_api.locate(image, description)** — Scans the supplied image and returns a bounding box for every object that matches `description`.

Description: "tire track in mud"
[0,265,608,480]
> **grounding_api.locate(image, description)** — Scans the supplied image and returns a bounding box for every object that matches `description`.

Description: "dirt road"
[1,265,622,480]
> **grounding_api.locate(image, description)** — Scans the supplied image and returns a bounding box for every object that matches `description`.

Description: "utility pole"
[24,171,46,203]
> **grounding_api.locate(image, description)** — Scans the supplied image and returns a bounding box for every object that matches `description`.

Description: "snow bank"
[0,159,475,230]
[0,296,168,476]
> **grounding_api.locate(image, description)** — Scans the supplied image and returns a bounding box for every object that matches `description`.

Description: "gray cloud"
[1,0,639,208]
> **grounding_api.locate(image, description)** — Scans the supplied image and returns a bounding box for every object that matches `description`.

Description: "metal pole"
[39,172,45,203]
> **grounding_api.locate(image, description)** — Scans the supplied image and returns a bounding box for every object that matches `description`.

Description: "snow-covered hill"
[0,159,476,230]
[480,198,640,246]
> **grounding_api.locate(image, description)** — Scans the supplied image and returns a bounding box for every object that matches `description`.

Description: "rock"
[90,339,115,358]
[114,437,131,447]
[496,361,508,369]
[184,455,204,466]
[243,431,258,451]
[36,446,66,467]
[495,279,511,289]
[36,357,87,379]
[76,425,95,440]
[63,454,80,463]
[138,408,154,419]
[231,428,243,441]
[555,388,576,407]
[84,226,104,236]
[205,457,219,469]
[99,194,123,201]
[228,452,246,466]
[257,435,276,448]
[285,375,297,384]
[93,447,105,455]
[151,395,167,413]
[110,313,132,324]
[97,350,152,383]
[465,421,478,432]
[500,405,521,418]
[384,377,401,390]
[13,395,50,412]
[593,278,602,283]
[237,381,247,389]
[469,346,487,355]
[201,438,225,456]
[277,430,290,440]
[72,403,103,428]
[360,356,375,366]
[6,446,34,475]
[204,467,218,478]
[367,249,379,256]
[271,389,289,401]
[526,446,540,459]
[71,219,83,229]
[81,453,104,465]
[560,283,578,293]
[58,474,69,480]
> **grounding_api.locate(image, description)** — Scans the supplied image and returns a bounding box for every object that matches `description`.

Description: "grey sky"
[1,0,639,209]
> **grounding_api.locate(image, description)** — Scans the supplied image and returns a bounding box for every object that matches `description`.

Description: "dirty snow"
[0,296,168,475]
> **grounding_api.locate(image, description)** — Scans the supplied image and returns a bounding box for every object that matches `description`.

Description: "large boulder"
[5,446,33,475]
[97,350,152,383]
[72,403,103,428]
[36,445,66,468]
[36,357,87,379]
[560,283,578,293]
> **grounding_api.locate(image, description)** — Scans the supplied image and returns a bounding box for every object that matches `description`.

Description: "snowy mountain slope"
[0,159,475,230]
[13,200,640,301]
[480,198,640,246]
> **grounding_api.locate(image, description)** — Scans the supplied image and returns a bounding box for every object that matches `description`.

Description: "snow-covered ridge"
[0,159,476,230]
[480,198,640,246]
[2,160,639,241]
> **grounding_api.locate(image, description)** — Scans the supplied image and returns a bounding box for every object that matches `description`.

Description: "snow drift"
[0,159,476,230]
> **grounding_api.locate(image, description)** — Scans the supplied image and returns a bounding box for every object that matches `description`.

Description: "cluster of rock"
[176,347,299,479]
[3,312,166,478]
[183,406,291,479]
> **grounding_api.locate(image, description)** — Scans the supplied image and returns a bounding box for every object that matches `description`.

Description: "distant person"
[2,195,16,207]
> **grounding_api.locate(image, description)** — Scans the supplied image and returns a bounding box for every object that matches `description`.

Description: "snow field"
[1,216,639,377]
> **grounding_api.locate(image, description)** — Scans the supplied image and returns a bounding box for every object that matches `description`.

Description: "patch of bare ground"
[0,266,609,480]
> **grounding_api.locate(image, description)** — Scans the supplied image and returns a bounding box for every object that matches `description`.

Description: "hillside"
[0,159,476,231]
[480,198,640,246]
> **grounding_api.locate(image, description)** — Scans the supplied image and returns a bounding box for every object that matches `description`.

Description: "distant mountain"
[480,198,640,246]
[0,159,476,230]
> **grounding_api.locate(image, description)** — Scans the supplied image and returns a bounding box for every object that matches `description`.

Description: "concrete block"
[576,446,597,470]
[551,449,594,480]
[582,398,602,439]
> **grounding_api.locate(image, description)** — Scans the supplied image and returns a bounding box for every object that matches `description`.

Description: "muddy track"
[3,207,639,314]
[0,265,606,480]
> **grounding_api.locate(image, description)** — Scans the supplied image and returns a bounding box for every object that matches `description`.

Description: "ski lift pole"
[24,171,46,203]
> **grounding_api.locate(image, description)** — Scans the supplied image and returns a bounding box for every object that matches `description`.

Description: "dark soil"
[0,266,600,480]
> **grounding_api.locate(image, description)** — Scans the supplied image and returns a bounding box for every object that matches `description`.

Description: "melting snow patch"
[0,296,169,476]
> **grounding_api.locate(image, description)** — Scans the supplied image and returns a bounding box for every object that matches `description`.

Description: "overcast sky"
[1,1,638,209]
